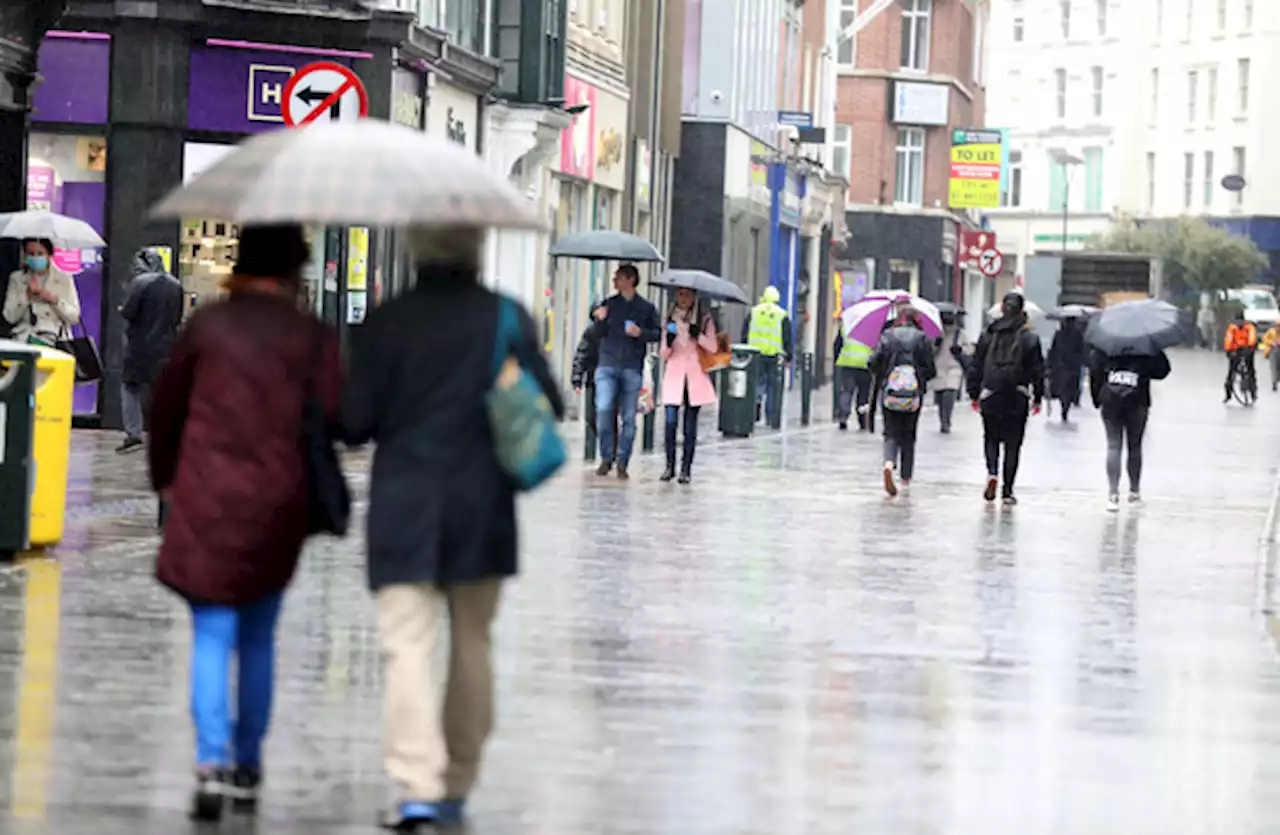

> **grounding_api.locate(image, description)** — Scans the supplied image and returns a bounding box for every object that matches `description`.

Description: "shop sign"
[960,229,997,268]
[948,128,1004,209]
[425,80,477,150]
[33,34,110,125]
[597,128,623,172]
[26,166,57,212]
[780,171,801,227]
[892,81,949,126]
[560,75,596,179]
[188,45,359,134]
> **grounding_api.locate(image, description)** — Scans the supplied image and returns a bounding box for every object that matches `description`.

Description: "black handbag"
[302,326,350,536]
[55,323,103,382]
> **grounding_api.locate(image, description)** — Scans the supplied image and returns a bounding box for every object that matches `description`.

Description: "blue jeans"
[594,366,643,465]
[189,592,284,768]
[757,356,781,421]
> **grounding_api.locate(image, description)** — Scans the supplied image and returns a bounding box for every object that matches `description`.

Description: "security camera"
[710,90,724,104]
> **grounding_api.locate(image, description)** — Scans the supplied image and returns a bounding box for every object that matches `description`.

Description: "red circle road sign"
[282,61,369,127]
[978,248,1004,278]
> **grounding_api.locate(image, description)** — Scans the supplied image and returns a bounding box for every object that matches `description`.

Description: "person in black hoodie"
[967,293,1045,506]
[1046,317,1087,421]
[869,307,936,496]
[1088,348,1171,512]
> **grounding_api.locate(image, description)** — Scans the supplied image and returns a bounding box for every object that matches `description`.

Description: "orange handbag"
[700,330,731,373]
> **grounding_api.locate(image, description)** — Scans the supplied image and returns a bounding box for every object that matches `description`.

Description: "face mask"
[26,255,48,272]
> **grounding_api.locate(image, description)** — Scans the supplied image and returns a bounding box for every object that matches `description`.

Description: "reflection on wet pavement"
[2,349,1280,833]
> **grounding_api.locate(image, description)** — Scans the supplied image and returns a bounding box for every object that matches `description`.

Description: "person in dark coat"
[117,247,184,453]
[343,226,563,830]
[869,307,936,496]
[1046,317,1087,422]
[967,292,1045,506]
[570,298,616,454]
[148,225,341,820]
[1089,348,1171,511]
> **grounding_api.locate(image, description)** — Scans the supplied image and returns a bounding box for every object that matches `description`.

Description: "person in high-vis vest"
[832,330,873,431]
[741,286,792,422]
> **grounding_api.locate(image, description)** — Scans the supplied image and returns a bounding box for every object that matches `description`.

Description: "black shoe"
[229,765,261,814]
[595,461,613,476]
[838,421,848,431]
[659,463,676,482]
[1224,391,1233,403]
[678,466,692,485]
[1002,494,1018,507]
[189,767,228,821]
[115,436,144,454]
[616,465,629,481]
[940,425,950,434]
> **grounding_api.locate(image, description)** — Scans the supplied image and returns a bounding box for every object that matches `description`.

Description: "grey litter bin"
[0,341,38,561]
[719,344,761,438]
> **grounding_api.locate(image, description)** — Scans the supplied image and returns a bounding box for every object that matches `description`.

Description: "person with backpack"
[869,307,935,496]
[1088,347,1171,511]
[967,292,1045,506]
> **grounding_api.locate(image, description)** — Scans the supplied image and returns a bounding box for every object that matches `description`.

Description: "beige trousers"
[376,579,503,801]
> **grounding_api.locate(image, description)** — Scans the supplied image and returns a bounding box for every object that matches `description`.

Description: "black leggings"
[1104,407,1148,495]
[981,400,1029,498]
[664,405,701,468]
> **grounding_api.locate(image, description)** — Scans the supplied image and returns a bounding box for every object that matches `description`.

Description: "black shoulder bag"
[302,326,350,536]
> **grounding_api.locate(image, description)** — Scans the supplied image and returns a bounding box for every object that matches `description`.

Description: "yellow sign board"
[948,129,1003,209]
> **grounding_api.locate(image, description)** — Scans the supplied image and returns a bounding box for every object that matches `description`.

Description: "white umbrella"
[988,296,1045,319]
[0,210,105,248]
[150,120,544,230]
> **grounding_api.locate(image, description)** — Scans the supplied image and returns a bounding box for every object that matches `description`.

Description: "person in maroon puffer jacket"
[148,225,341,821]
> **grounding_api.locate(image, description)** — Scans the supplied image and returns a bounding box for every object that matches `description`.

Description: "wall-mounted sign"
[948,129,1003,209]
[892,81,949,126]
[1222,174,1247,192]
[778,110,813,128]
[598,128,623,171]
[635,140,651,208]
[426,80,478,151]
[282,61,369,126]
[446,107,468,145]
[560,74,597,179]
[392,68,424,129]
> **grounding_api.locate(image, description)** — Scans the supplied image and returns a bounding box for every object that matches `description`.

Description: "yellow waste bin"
[28,346,75,547]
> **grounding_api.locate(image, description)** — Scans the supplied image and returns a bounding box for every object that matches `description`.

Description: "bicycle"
[1229,349,1258,406]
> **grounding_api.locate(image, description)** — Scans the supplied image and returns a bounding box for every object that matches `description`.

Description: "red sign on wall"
[960,229,997,268]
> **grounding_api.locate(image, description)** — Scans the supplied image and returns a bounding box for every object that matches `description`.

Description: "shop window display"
[26,132,107,415]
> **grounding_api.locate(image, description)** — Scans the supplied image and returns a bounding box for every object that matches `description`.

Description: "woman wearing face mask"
[2,238,81,346]
[659,287,718,484]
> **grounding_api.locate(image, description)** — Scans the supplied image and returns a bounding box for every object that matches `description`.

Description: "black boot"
[660,457,676,482]
[678,463,692,485]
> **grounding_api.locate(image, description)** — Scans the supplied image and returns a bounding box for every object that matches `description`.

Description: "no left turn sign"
[978,248,1004,278]
[282,61,369,127]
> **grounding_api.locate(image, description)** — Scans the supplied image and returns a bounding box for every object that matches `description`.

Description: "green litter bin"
[0,340,38,561]
[719,344,761,438]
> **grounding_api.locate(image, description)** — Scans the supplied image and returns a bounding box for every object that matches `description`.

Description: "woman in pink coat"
[659,287,718,483]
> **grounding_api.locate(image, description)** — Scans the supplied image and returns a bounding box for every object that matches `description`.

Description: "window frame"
[1097,0,1107,36]
[899,0,932,72]
[832,124,853,180]
[1013,15,1024,41]
[1003,149,1023,208]
[893,127,925,207]
[1146,151,1156,211]
[1091,66,1104,118]
[1204,150,1214,208]
[1233,145,1246,208]
[1054,68,1067,120]
[1060,0,1071,38]
[1238,57,1250,114]
[1187,69,1197,123]
[837,0,857,67]
[1183,151,1194,210]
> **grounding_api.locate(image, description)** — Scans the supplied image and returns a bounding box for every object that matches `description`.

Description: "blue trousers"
[594,366,643,465]
[189,592,284,768]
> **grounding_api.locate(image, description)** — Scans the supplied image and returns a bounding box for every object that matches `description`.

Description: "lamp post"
[1049,148,1083,255]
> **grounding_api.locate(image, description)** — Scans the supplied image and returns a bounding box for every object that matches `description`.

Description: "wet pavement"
[4,348,1280,833]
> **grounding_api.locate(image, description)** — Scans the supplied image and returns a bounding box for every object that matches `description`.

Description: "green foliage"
[1089,216,1268,296]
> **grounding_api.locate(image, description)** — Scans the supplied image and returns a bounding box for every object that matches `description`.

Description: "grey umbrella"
[649,269,750,305]
[1047,304,1098,321]
[1085,299,1185,355]
[548,230,665,262]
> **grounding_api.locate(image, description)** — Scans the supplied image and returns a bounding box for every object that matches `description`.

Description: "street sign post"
[282,61,369,127]
[978,248,1004,278]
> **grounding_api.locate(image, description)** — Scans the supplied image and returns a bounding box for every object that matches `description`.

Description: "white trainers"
[1107,495,1121,513]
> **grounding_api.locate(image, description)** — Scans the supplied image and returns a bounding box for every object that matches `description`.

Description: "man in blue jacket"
[591,265,661,479]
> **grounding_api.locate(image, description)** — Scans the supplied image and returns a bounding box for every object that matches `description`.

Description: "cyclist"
[1224,313,1258,402]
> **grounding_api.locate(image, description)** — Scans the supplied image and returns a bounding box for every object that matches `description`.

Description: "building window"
[493,0,566,103]
[1060,0,1071,37]
[1150,67,1159,124]
[1187,70,1197,122]
[1013,16,1024,41]
[1204,150,1214,208]
[832,124,852,179]
[899,0,932,72]
[1156,0,1163,36]
[1091,66,1104,117]
[1238,57,1250,113]
[1003,150,1023,207]
[1207,66,1218,121]
[1146,152,1156,210]
[1049,159,1067,211]
[1233,145,1246,207]
[1183,152,1194,209]
[1083,147,1103,211]
[1185,0,1193,39]
[1097,0,1107,35]
[894,127,925,206]
[1055,68,1067,120]
[1217,0,1227,30]
[1244,0,1253,29]
[838,0,857,66]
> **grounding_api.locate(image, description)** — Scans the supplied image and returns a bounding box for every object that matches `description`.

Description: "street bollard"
[641,356,660,453]
[768,356,785,430]
[583,381,597,462]
[800,352,813,426]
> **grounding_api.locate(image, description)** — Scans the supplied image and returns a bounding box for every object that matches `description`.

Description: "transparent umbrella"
[0,210,105,249]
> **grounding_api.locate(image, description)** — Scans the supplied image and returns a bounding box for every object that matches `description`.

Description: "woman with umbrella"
[1085,300,1177,512]
[1,237,82,346]
[658,286,719,483]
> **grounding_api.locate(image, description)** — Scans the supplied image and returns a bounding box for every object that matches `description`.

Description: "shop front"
[425,78,480,151]
[545,71,629,389]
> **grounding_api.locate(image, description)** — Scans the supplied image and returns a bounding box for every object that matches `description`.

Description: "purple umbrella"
[841,294,943,344]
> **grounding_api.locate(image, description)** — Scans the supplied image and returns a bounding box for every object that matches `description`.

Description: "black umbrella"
[649,269,750,305]
[1085,299,1185,355]
[549,230,665,262]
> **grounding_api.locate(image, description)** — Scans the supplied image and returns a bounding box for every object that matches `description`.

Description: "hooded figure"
[1046,317,1087,420]
[117,248,184,452]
